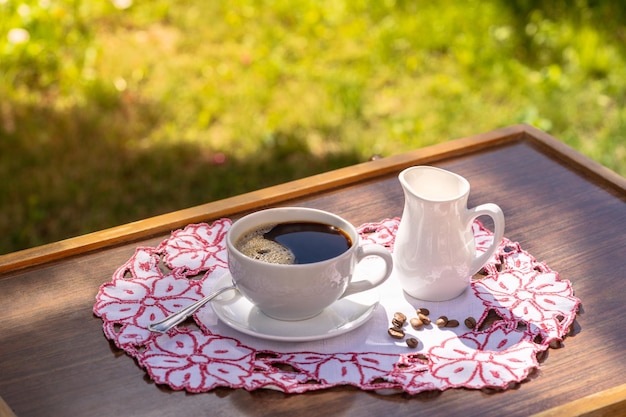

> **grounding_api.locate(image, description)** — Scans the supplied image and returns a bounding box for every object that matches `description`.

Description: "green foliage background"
[1,0,625,254]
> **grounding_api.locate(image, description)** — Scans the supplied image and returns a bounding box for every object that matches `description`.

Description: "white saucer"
[210,272,380,342]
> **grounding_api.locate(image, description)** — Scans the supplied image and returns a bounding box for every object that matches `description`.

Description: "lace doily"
[93,218,580,394]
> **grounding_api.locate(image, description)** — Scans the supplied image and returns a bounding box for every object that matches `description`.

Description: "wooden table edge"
[0,394,17,417]
[530,382,626,417]
[2,123,625,276]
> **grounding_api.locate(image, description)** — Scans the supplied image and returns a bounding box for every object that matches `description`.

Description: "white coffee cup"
[226,207,393,321]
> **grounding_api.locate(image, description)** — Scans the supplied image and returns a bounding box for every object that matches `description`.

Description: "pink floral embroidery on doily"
[93,217,580,394]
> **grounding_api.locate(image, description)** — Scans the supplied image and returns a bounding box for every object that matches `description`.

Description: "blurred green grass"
[1,0,625,254]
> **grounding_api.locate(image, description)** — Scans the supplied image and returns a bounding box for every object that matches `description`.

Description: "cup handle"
[340,244,393,298]
[466,203,505,276]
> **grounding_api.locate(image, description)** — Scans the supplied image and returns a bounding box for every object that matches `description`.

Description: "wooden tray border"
[1,124,625,416]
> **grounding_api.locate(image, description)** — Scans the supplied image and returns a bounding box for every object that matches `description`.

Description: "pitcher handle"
[341,244,393,298]
[466,203,505,276]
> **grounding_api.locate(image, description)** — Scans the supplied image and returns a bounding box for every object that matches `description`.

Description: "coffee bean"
[391,318,404,328]
[393,312,407,324]
[416,308,430,316]
[446,319,460,328]
[436,316,448,327]
[388,327,405,339]
[394,312,407,321]
[406,338,419,348]
[409,317,424,330]
[418,313,431,325]
[464,317,477,329]
[392,312,407,328]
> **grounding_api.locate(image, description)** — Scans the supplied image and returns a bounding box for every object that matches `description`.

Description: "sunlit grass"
[1,0,625,253]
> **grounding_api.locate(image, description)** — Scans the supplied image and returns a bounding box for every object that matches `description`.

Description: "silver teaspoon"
[148,282,237,333]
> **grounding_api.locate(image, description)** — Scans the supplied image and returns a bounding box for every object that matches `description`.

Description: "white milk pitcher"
[393,166,505,301]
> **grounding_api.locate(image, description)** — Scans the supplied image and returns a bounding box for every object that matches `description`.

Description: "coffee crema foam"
[235,225,296,265]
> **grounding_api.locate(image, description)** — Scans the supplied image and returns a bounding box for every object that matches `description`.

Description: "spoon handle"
[148,284,236,333]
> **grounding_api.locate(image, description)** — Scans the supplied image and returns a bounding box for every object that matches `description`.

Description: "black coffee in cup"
[235,221,352,265]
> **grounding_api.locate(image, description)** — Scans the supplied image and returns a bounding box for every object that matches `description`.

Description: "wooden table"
[1,125,625,417]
